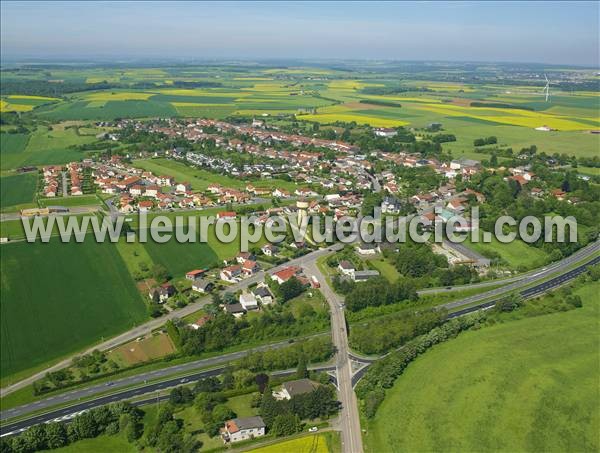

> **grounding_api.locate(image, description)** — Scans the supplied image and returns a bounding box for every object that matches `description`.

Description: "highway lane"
[2,248,598,440]
[0,243,344,398]
[0,365,336,437]
[0,336,326,422]
[4,238,596,398]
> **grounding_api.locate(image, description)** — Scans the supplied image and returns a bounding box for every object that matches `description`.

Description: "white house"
[220,265,242,283]
[337,260,355,276]
[374,127,398,138]
[356,243,380,255]
[239,293,259,311]
[253,285,273,305]
[221,416,265,443]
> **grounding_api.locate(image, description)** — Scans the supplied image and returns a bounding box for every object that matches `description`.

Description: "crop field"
[0,238,147,381]
[0,132,30,154]
[142,236,221,277]
[1,126,95,170]
[0,172,37,209]
[365,282,600,453]
[0,95,59,112]
[3,66,598,160]
[249,434,333,453]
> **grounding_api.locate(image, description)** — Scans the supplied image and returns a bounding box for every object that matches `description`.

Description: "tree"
[255,373,270,393]
[260,389,280,426]
[152,264,170,282]
[22,424,47,452]
[271,413,301,436]
[279,276,305,302]
[212,404,236,424]
[296,355,309,379]
[45,423,67,449]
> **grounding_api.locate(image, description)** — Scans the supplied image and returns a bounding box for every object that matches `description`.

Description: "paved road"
[304,260,364,453]
[60,172,67,197]
[0,336,327,422]
[0,365,336,437]
[2,246,598,441]
[0,244,344,398]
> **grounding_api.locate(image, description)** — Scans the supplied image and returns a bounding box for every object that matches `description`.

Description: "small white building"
[239,293,259,311]
[221,416,265,443]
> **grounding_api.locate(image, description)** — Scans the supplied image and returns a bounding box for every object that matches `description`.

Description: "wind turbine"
[543,74,550,102]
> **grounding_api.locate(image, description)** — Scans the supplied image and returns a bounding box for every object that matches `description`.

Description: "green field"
[49,433,136,453]
[463,233,549,270]
[0,238,147,381]
[0,126,95,170]
[142,238,220,277]
[133,158,301,192]
[0,133,30,154]
[365,282,600,453]
[0,172,37,209]
[38,194,102,207]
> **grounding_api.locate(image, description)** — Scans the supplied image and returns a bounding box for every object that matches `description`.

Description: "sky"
[1,1,598,66]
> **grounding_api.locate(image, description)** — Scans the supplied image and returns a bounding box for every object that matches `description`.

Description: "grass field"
[364,282,600,453]
[1,126,95,170]
[366,257,400,282]
[0,133,30,154]
[38,194,102,207]
[50,433,137,453]
[0,238,147,381]
[463,232,549,270]
[133,158,301,192]
[107,332,176,367]
[142,236,221,277]
[0,172,37,209]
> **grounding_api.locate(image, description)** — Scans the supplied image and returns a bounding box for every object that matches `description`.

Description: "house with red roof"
[271,266,301,284]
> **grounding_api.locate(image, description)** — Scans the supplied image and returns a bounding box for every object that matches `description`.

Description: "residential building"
[239,293,259,311]
[221,416,266,443]
[192,279,214,293]
[273,379,319,400]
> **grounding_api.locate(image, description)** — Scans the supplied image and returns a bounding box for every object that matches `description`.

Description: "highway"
[1,240,598,448]
[0,365,336,438]
[0,337,326,422]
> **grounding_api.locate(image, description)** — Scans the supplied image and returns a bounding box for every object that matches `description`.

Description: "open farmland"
[0,238,147,382]
[142,238,221,277]
[0,95,59,113]
[0,125,96,170]
[248,433,337,453]
[133,158,302,192]
[364,282,600,453]
[0,172,37,210]
[0,132,30,154]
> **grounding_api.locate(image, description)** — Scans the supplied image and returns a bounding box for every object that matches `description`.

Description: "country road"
[304,260,364,453]
[3,240,598,398]
[1,243,598,443]
[0,243,344,398]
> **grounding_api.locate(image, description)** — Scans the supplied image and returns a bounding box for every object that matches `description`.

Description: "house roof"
[282,379,319,397]
[226,416,265,433]
[338,260,354,270]
[253,286,272,298]
[272,266,300,282]
[225,303,245,314]
[186,269,206,277]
